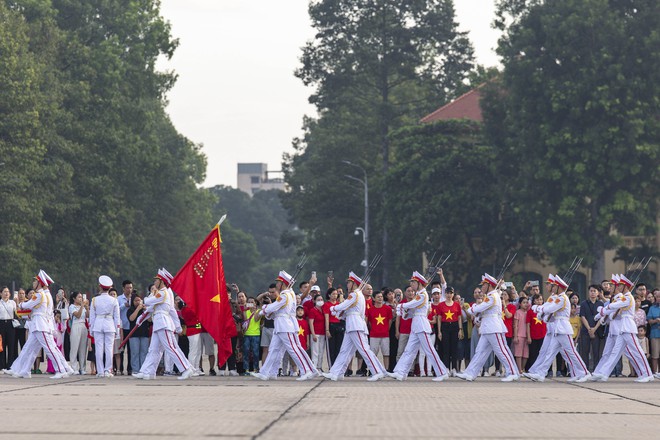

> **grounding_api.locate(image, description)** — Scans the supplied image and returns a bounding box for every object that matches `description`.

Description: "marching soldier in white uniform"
[591,274,654,382]
[589,274,627,379]
[321,272,388,381]
[524,274,590,382]
[133,269,194,380]
[10,270,73,379]
[457,273,519,382]
[523,274,566,380]
[251,271,318,381]
[390,271,449,382]
[89,275,121,377]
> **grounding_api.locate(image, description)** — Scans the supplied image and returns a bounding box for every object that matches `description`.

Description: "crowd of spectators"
[1,276,659,380]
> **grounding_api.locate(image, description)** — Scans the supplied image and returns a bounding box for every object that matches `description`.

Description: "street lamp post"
[343,160,368,273]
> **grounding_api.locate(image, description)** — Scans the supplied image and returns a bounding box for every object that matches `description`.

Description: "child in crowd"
[569,303,581,341]
[47,310,66,373]
[296,306,310,353]
[513,297,530,373]
[638,326,649,361]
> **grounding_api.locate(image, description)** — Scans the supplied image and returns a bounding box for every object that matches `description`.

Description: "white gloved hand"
[136,313,148,326]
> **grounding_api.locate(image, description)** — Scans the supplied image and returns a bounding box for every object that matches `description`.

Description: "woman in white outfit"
[68,292,89,375]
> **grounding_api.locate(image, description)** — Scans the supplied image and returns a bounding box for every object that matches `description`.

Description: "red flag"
[171,224,237,367]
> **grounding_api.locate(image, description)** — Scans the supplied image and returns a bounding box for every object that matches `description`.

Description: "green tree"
[384,120,528,292]
[0,1,48,284]
[287,0,475,284]
[484,0,660,282]
[0,0,213,290]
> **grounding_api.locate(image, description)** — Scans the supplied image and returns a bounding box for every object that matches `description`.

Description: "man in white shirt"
[0,286,18,370]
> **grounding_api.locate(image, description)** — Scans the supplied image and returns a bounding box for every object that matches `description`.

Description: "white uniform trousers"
[35,331,69,374]
[393,331,447,377]
[529,334,588,378]
[310,335,327,370]
[593,334,629,376]
[595,332,652,378]
[188,333,202,371]
[94,331,115,375]
[465,332,518,378]
[140,329,192,376]
[260,331,316,377]
[69,322,88,373]
[10,331,42,374]
[329,331,386,376]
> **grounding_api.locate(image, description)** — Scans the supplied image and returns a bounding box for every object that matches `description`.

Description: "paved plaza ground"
[1,375,659,439]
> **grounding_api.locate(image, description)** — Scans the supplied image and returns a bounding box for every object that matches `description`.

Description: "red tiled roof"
[420,86,483,123]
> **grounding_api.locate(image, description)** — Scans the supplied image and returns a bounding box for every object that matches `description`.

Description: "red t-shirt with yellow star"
[526,309,547,340]
[438,301,461,323]
[366,305,393,338]
[398,299,412,334]
[297,318,310,350]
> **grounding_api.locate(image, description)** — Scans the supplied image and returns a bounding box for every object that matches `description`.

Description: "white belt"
[153,311,169,316]
[412,312,427,317]
[553,316,569,321]
[98,314,112,319]
[345,312,361,317]
[482,312,499,317]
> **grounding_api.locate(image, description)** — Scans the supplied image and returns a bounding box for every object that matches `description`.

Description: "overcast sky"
[157,1,501,188]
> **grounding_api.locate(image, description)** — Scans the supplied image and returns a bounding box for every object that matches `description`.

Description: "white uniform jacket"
[19,288,53,333]
[263,289,297,334]
[144,287,177,332]
[536,292,572,335]
[331,290,368,333]
[468,289,507,334]
[402,289,432,334]
[603,292,637,335]
[89,292,120,333]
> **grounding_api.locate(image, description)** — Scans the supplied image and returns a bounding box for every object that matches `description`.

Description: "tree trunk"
[591,236,605,285]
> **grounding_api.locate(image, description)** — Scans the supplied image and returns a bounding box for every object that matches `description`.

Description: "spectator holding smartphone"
[241,297,261,375]
[68,291,89,375]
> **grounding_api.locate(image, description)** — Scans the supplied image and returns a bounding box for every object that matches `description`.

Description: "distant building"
[420,86,484,123]
[237,163,285,196]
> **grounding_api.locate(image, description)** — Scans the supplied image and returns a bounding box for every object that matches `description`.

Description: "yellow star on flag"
[298,327,305,336]
[444,310,454,320]
[533,316,542,325]
[375,314,385,325]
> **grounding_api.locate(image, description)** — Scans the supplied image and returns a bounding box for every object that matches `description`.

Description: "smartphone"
[504,282,513,288]
[530,280,539,287]
[311,271,316,278]
[83,294,87,301]
[328,270,334,278]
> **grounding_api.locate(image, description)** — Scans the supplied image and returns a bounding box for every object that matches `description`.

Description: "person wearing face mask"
[308,293,327,371]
